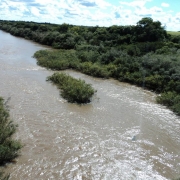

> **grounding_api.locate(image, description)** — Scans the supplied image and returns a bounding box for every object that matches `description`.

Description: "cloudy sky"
[0,0,180,31]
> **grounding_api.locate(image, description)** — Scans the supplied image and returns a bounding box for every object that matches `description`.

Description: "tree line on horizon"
[0,17,180,115]
[0,17,171,51]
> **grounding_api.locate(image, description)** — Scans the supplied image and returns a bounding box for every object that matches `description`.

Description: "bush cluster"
[0,97,22,179]
[33,40,180,114]
[157,92,180,115]
[47,73,96,103]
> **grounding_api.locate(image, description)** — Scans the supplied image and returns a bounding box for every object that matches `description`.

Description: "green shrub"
[157,92,180,115]
[0,171,10,180]
[79,62,109,78]
[0,97,22,180]
[34,49,79,70]
[0,98,22,164]
[47,73,96,103]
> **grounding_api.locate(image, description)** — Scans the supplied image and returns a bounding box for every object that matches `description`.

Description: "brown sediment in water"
[0,30,180,180]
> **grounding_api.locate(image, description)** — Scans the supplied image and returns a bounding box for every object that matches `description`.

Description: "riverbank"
[0,19,180,115]
[34,48,180,115]
[0,29,179,179]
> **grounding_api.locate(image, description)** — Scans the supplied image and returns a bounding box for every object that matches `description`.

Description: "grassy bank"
[47,73,96,103]
[0,97,22,179]
[157,92,180,115]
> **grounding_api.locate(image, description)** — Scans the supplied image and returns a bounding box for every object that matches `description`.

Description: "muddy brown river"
[0,30,180,180]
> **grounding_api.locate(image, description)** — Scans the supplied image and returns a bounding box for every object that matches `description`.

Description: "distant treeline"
[0,18,180,114]
[0,18,173,53]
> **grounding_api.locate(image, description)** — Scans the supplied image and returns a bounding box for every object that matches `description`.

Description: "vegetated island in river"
[47,72,96,103]
[0,97,22,179]
[0,18,180,112]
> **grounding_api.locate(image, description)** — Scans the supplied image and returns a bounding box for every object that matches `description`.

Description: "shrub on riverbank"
[0,97,22,179]
[47,73,96,103]
[34,48,180,115]
[157,92,180,115]
[33,49,109,78]
[0,171,9,180]
[34,49,79,70]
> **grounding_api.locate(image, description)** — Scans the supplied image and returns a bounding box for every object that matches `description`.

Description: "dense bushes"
[0,97,22,179]
[34,49,110,78]
[34,47,180,114]
[34,48,179,92]
[34,49,79,70]
[1,18,180,115]
[0,18,168,50]
[0,97,22,164]
[157,92,180,115]
[47,73,96,103]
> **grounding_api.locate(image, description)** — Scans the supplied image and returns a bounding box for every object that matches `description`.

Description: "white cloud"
[0,0,179,31]
[95,0,111,8]
[161,2,170,7]
[31,7,40,16]
[120,0,152,9]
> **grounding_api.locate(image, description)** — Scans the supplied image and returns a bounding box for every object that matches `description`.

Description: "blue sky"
[0,0,180,31]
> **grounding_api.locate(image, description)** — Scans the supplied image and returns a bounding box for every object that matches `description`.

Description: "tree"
[135,17,167,42]
[56,23,69,33]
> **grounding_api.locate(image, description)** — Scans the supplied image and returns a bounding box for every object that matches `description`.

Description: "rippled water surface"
[0,30,180,180]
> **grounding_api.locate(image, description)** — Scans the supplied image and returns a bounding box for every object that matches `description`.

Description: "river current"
[0,30,180,180]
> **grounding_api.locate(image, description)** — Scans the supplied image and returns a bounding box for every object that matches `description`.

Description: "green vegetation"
[167,31,180,44]
[0,18,180,114]
[168,31,180,36]
[0,97,22,180]
[0,171,9,180]
[157,92,180,115]
[47,73,96,103]
[34,49,109,78]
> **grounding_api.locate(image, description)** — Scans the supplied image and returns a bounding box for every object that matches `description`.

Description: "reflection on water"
[0,30,180,180]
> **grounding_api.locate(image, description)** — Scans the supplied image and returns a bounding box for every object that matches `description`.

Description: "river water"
[0,30,180,180]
